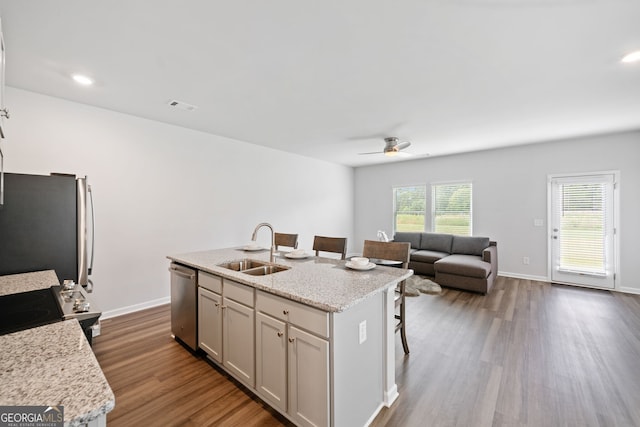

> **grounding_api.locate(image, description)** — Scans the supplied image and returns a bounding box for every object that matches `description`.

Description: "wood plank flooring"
[92,305,291,426]
[93,277,640,426]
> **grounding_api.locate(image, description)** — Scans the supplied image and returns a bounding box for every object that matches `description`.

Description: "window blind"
[393,186,426,233]
[432,183,472,236]
[556,181,609,275]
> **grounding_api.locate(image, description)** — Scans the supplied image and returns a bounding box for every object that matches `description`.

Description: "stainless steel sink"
[242,265,290,276]
[218,259,289,276]
[218,259,269,272]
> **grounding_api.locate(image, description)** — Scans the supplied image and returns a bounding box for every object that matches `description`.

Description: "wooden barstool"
[312,235,347,260]
[274,232,298,250]
[362,240,411,354]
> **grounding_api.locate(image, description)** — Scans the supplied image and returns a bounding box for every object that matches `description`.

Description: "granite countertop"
[168,247,413,312]
[0,319,115,427]
[0,270,60,296]
[0,270,115,427]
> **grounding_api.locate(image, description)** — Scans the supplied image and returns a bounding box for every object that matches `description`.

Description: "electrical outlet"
[523,256,530,265]
[91,321,101,337]
[359,320,367,344]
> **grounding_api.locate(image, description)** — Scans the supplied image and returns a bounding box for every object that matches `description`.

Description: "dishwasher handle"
[169,264,196,280]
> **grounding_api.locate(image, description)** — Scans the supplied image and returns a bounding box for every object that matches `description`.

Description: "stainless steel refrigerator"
[0,172,94,288]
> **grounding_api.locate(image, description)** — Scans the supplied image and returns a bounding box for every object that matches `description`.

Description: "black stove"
[0,288,63,335]
[0,283,101,345]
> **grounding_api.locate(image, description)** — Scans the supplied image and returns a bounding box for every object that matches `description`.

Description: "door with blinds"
[549,173,616,289]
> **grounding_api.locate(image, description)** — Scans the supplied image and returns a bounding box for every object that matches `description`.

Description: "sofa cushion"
[419,233,453,253]
[411,249,450,264]
[451,236,490,256]
[393,232,421,249]
[435,254,491,279]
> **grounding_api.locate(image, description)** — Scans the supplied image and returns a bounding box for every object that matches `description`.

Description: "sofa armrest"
[482,241,498,273]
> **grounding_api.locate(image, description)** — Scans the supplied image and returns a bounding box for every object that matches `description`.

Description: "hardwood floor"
[93,277,640,426]
[92,305,291,426]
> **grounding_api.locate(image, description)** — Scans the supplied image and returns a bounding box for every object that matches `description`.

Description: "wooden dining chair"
[362,239,411,354]
[312,235,347,260]
[274,232,298,250]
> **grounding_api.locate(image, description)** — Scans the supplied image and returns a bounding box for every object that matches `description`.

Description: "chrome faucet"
[251,222,275,263]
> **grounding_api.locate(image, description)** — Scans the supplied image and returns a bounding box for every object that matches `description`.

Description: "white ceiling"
[0,0,638,167]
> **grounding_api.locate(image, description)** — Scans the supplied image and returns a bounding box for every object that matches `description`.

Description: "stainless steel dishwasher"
[169,262,197,350]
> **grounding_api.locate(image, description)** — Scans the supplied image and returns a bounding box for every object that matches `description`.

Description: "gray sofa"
[393,232,498,294]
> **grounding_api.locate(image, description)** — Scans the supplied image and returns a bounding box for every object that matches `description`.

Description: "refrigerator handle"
[88,183,95,276]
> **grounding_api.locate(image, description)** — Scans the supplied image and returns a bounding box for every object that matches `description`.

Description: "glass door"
[549,173,616,289]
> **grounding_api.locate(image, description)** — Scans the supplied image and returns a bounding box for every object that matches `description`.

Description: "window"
[432,182,472,235]
[393,186,426,233]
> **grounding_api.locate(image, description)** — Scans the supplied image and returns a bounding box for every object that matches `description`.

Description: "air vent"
[167,99,198,112]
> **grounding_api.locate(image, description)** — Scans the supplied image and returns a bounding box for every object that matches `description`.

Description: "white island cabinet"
[198,270,255,388]
[256,290,330,426]
[169,247,412,427]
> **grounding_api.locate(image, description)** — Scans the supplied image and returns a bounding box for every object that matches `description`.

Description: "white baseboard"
[499,272,640,295]
[498,271,549,282]
[101,296,170,320]
[618,286,640,295]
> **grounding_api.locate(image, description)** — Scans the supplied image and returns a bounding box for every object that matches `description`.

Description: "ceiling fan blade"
[397,141,411,150]
[358,151,383,155]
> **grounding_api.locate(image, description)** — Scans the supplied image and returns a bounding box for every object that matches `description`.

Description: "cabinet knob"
[277,331,284,337]
[288,337,295,343]
[283,310,289,315]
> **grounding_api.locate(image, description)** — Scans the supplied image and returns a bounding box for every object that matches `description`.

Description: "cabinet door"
[288,325,329,427]
[256,312,287,412]
[223,297,255,387]
[198,287,222,362]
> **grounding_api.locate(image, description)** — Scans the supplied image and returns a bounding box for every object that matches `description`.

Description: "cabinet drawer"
[256,290,328,338]
[199,271,222,294]
[224,279,254,307]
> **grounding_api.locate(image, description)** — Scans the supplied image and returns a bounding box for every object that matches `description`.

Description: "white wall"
[2,87,355,314]
[354,131,640,294]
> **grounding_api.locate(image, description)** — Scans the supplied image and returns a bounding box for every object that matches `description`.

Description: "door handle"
[170,267,195,280]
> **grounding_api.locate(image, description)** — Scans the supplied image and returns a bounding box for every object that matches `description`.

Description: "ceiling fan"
[359,137,412,157]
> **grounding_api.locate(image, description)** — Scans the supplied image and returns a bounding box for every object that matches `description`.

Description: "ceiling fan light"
[621,50,640,63]
[384,149,398,157]
[72,74,94,86]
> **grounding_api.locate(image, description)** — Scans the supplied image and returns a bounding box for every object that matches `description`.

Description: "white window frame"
[431,181,473,236]
[392,185,426,234]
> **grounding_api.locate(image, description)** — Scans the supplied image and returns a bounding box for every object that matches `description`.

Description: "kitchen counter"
[0,270,115,427]
[168,246,412,425]
[167,247,413,312]
[0,269,60,296]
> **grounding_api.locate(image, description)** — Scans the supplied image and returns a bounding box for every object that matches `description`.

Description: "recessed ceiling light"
[621,51,640,63]
[72,74,94,86]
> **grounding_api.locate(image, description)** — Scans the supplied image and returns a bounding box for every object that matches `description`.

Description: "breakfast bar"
[168,247,413,427]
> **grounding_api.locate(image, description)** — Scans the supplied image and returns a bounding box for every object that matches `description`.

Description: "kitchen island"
[168,247,413,427]
[0,271,115,427]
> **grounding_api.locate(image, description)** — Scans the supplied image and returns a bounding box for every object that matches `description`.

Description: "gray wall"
[3,87,355,314]
[332,291,384,426]
[354,131,640,294]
